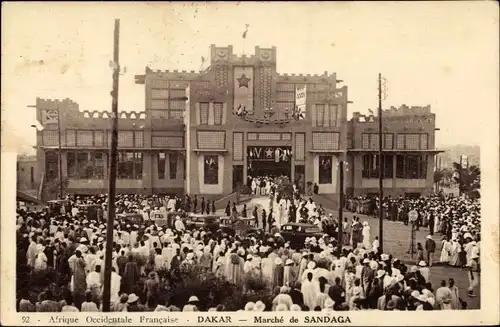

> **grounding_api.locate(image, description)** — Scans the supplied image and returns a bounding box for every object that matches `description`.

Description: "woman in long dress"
[440,237,452,264]
[449,278,461,309]
[449,240,461,267]
[362,222,371,249]
[301,272,319,309]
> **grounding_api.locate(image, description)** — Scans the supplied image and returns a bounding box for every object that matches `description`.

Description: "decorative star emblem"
[237,74,251,88]
[265,148,273,158]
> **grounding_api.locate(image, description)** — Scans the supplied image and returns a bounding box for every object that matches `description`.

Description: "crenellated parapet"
[209,44,277,66]
[277,71,337,83]
[36,97,79,110]
[382,104,432,117]
[77,110,147,120]
[135,67,208,85]
[351,105,435,129]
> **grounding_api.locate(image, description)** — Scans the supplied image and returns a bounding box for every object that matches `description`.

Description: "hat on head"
[418,261,427,267]
[188,295,199,303]
[363,258,370,264]
[254,301,266,312]
[376,270,386,278]
[285,259,294,265]
[275,303,288,311]
[417,294,428,302]
[280,286,288,294]
[127,293,139,303]
[244,302,255,311]
[411,290,421,299]
[386,300,396,310]
[307,261,316,270]
[426,235,433,240]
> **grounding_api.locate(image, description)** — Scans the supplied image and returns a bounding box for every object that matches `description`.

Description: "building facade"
[17,155,38,192]
[33,44,440,200]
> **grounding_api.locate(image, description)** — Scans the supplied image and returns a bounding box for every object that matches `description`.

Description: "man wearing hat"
[183,295,200,311]
[283,259,296,287]
[424,235,436,267]
[273,257,285,289]
[418,261,430,283]
[467,252,480,297]
[272,286,293,310]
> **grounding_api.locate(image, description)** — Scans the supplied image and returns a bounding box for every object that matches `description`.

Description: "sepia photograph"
[2,1,499,325]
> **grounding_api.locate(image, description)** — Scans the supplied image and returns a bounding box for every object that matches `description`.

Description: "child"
[416,242,425,264]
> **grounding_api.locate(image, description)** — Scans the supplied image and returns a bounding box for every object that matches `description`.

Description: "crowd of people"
[16,187,480,313]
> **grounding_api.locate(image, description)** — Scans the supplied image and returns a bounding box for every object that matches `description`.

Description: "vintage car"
[116,212,144,226]
[280,222,324,249]
[78,204,101,221]
[166,211,189,229]
[150,210,169,227]
[47,199,70,215]
[219,216,258,237]
[185,214,220,232]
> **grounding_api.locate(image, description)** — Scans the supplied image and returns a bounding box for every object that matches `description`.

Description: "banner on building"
[294,85,306,120]
[233,66,254,115]
[247,146,292,162]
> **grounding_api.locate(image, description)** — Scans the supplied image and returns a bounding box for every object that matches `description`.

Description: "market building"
[31,44,441,201]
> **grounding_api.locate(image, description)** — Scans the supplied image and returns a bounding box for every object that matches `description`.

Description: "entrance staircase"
[311,194,340,211]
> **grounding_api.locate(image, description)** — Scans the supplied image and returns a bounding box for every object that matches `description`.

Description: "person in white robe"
[418,261,430,282]
[449,240,461,266]
[174,216,186,232]
[244,255,255,274]
[34,244,48,271]
[440,237,452,264]
[26,237,38,268]
[465,240,476,267]
[301,272,320,309]
[362,222,371,249]
[435,281,453,310]
[449,279,461,310]
[261,253,274,283]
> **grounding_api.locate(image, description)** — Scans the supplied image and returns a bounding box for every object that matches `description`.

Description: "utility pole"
[57,110,63,199]
[458,154,463,196]
[102,19,120,312]
[337,160,344,253]
[378,73,384,254]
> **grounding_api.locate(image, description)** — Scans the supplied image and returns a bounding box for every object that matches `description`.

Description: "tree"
[452,162,480,198]
[434,168,453,190]
[45,177,69,200]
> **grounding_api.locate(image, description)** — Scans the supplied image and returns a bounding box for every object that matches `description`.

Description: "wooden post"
[378,73,384,253]
[337,160,344,253]
[101,19,120,312]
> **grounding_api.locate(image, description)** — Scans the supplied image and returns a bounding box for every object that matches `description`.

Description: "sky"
[1,1,498,154]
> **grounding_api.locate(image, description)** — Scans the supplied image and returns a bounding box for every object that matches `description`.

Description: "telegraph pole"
[57,110,63,199]
[458,155,463,196]
[378,73,384,253]
[102,19,120,312]
[337,160,344,253]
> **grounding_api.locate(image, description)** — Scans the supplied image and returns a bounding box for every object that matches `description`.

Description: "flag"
[242,24,249,39]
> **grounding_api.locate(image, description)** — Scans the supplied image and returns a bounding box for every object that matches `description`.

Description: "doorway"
[247,146,292,179]
[232,165,244,192]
